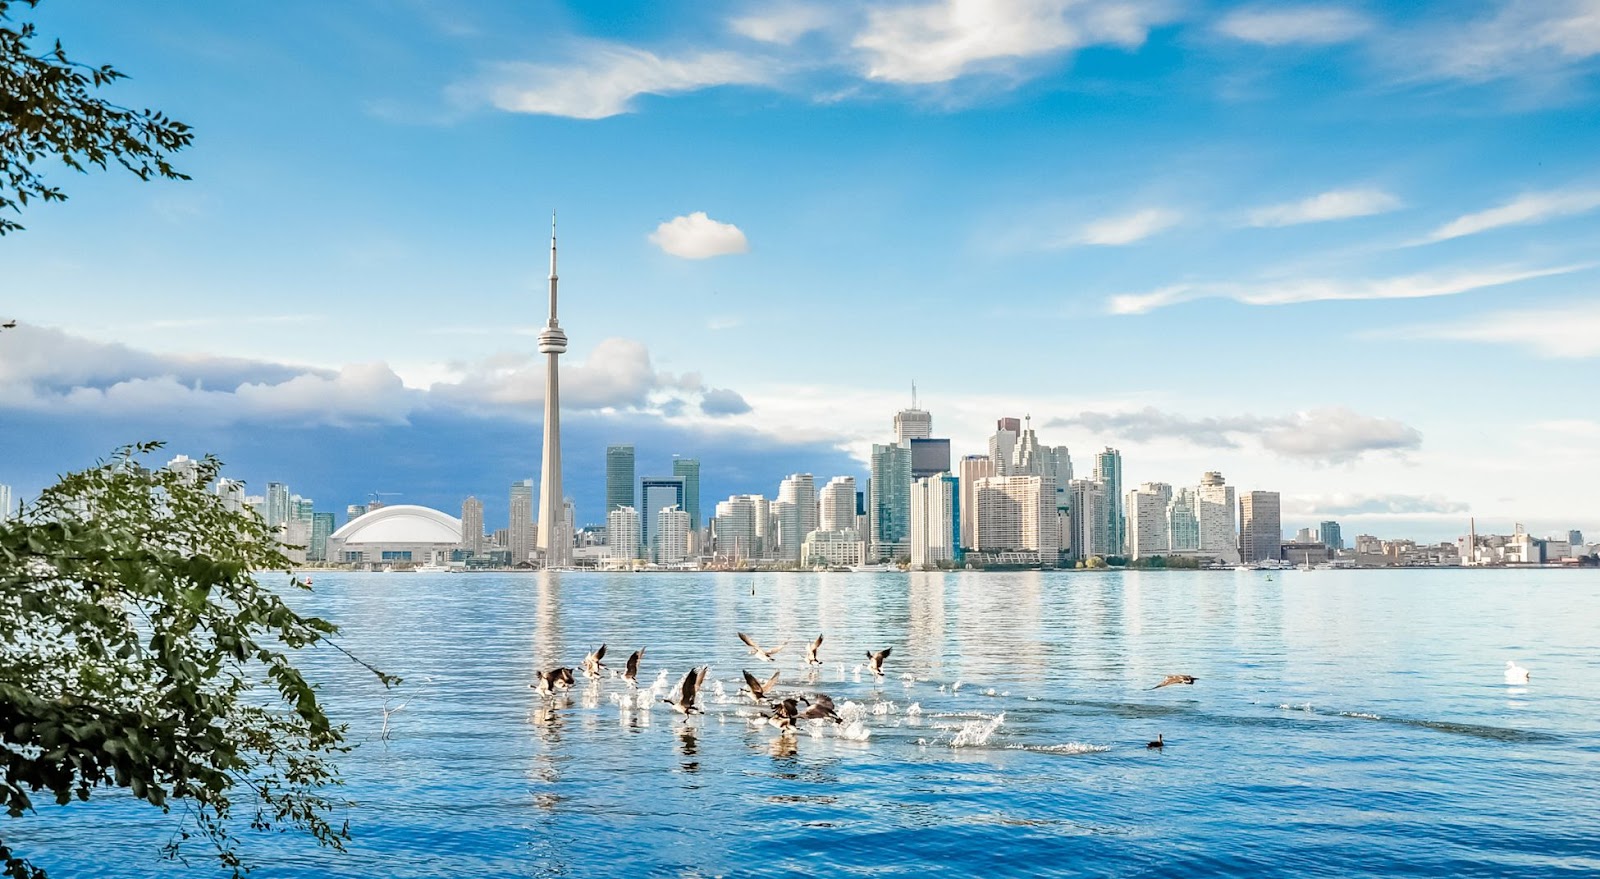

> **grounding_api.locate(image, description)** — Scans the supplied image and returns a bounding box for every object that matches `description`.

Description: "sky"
[2,0,1598,541]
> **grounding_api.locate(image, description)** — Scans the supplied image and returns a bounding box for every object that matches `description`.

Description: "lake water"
[17,569,1600,877]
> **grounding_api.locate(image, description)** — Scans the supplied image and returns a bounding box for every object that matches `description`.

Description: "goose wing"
[594,644,607,662]
[742,669,762,695]
[673,669,696,705]
[738,631,760,651]
[626,649,643,678]
[764,670,780,692]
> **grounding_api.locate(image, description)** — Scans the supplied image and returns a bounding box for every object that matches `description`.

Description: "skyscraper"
[1168,488,1200,552]
[672,457,701,530]
[605,445,635,514]
[1093,448,1124,556]
[640,476,686,556]
[1067,478,1107,560]
[215,479,246,514]
[654,506,690,564]
[1319,520,1344,551]
[510,479,534,566]
[607,506,641,560]
[910,474,960,568]
[0,483,12,520]
[869,444,912,560]
[909,437,952,479]
[1127,482,1173,559]
[777,473,818,561]
[974,475,1057,557]
[265,482,290,528]
[713,496,760,560]
[989,417,1021,476]
[460,496,485,556]
[1196,472,1240,564]
[819,476,858,533]
[1239,491,1282,564]
[310,512,335,562]
[894,394,932,447]
[536,214,571,568]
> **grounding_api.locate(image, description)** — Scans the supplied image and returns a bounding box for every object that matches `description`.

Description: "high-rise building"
[1570,529,1585,546]
[607,506,641,560]
[672,457,701,530]
[974,475,1058,556]
[1196,472,1240,564]
[1093,448,1124,556]
[654,505,690,564]
[0,483,13,520]
[345,503,368,523]
[910,474,961,568]
[165,454,201,484]
[1127,482,1173,559]
[989,417,1021,476]
[894,400,933,447]
[869,444,912,560]
[265,482,290,528]
[909,438,952,479]
[215,479,245,514]
[509,479,534,566]
[535,214,571,568]
[310,512,335,562]
[1067,478,1107,560]
[1011,416,1044,475]
[1239,491,1282,564]
[777,474,818,561]
[1295,527,1316,543]
[460,497,485,556]
[1168,488,1199,552]
[957,455,995,551]
[713,495,761,560]
[605,445,635,514]
[291,495,314,528]
[640,476,686,556]
[819,476,858,532]
[1319,520,1344,551]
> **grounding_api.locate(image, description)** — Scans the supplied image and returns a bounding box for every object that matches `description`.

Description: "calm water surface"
[21,569,1600,877]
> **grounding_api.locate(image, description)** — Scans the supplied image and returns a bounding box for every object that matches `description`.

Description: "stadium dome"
[326,504,462,566]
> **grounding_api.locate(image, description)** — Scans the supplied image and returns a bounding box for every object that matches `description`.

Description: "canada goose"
[581,644,608,679]
[866,648,892,676]
[531,667,575,698]
[623,648,646,687]
[1147,733,1164,749]
[1152,674,1197,689]
[741,669,780,702]
[767,696,801,731]
[739,632,787,662]
[663,666,710,716]
[798,692,843,723]
[1504,661,1531,684]
[805,634,824,666]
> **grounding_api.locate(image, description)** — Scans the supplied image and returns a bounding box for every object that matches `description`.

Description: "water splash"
[949,713,1005,748]
[836,720,872,741]
[1007,742,1109,755]
[906,703,922,716]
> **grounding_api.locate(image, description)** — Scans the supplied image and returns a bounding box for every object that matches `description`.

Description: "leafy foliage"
[0,443,395,878]
[0,0,192,234]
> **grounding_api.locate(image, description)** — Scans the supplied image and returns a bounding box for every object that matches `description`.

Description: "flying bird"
[767,696,802,731]
[663,666,710,716]
[866,648,892,676]
[1147,733,1165,749]
[804,634,824,666]
[623,648,646,687]
[739,632,787,662]
[1504,661,1531,684]
[581,644,608,679]
[1151,674,1197,689]
[0,320,16,330]
[741,669,780,702]
[531,667,575,699]
[797,692,843,723]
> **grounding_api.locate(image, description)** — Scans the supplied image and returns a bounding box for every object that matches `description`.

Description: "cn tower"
[536,213,571,568]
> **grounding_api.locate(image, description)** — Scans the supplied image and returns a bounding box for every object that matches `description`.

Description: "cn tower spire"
[548,211,559,324]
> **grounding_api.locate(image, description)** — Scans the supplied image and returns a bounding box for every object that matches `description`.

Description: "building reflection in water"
[906,572,947,675]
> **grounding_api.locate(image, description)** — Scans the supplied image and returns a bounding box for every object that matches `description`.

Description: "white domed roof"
[329,504,462,545]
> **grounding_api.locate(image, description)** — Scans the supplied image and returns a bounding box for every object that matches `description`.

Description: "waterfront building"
[1239,491,1282,564]
[801,529,867,567]
[974,475,1057,557]
[325,504,464,567]
[1168,488,1199,552]
[957,454,995,551]
[1093,448,1124,556]
[535,215,571,568]
[654,505,690,564]
[1196,472,1240,564]
[509,479,534,566]
[605,445,635,514]
[672,457,701,530]
[460,497,485,556]
[869,444,912,560]
[988,417,1021,476]
[1127,482,1173,559]
[910,474,961,568]
[1067,478,1107,560]
[1319,520,1344,551]
[640,476,686,557]
[607,506,641,560]
[265,482,290,528]
[310,512,336,562]
[819,476,858,532]
[712,495,761,560]
[910,437,952,479]
[776,473,818,561]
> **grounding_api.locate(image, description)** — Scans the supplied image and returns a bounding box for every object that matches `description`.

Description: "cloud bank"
[1049,405,1421,463]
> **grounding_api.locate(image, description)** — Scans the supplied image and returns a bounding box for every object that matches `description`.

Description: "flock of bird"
[532,631,1197,747]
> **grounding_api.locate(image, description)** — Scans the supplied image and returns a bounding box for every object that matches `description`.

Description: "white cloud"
[1388,301,1600,359]
[1107,264,1583,314]
[648,212,751,259]
[1067,207,1182,246]
[1215,6,1373,46]
[1247,187,1402,227]
[1048,405,1420,463]
[852,0,1173,84]
[731,3,833,44]
[1423,189,1600,243]
[1283,492,1468,517]
[1410,0,1600,83]
[472,46,773,119]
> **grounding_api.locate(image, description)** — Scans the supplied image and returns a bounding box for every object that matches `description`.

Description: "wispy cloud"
[468,46,774,119]
[1422,188,1600,243]
[1408,0,1600,83]
[1216,5,1373,46]
[1048,405,1421,463]
[649,212,750,259]
[1107,264,1584,315]
[1383,301,1600,359]
[1247,187,1402,227]
[1284,492,1469,517]
[730,3,833,44]
[1065,207,1182,247]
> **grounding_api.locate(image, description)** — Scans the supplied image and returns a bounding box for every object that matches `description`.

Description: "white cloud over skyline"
[472,47,773,119]
[648,212,751,259]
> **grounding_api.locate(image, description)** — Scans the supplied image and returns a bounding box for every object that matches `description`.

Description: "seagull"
[531,667,575,699]
[741,669,780,702]
[866,648,892,677]
[623,648,645,687]
[804,634,824,666]
[739,632,787,662]
[581,644,608,679]
[1505,661,1531,684]
[1147,733,1164,749]
[663,666,710,716]
[798,692,843,723]
[1151,674,1197,689]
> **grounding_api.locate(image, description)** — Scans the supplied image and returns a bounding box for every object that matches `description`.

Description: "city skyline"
[3,1,1599,542]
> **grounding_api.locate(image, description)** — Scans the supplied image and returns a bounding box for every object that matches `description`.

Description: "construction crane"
[368,491,401,508]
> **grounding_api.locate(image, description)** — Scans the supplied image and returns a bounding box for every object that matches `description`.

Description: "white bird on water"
[1504,660,1531,684]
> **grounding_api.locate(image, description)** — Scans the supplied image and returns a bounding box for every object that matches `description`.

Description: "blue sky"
[2,0,1598,540]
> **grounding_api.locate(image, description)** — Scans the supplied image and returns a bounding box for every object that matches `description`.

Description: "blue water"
[14,570,1600,877]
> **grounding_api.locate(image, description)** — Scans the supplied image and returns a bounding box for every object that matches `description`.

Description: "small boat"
[414,563,449,573]
[849,562,898,573]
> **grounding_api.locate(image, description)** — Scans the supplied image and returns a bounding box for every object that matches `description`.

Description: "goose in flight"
[623,648,646,687]
[663,666,711,716]
[767,696,802,731]
[1504,661,1531,684]
[581,644,608,679]
[797,692,843,723]
[739,632,787,662]
[1151,674,1197,689]
[741,669,780,702]
[531,667,575,699]
[866,648,892,677]
[804,634,824,666]
[1147,733,1164,749]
